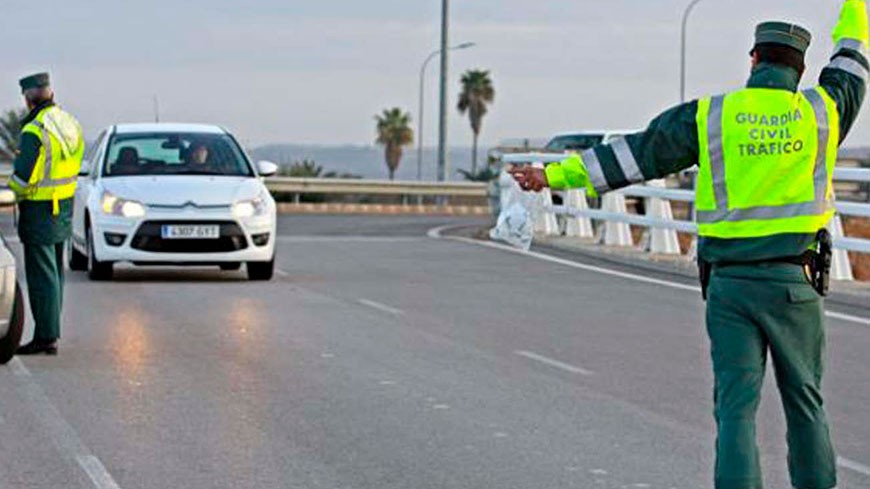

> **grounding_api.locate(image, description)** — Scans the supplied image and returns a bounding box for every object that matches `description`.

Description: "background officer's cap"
[753,22,812,55]
[18,72,50,92]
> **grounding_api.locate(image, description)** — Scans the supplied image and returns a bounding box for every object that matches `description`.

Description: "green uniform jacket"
[12,101,74,246]
[557,54,867,264]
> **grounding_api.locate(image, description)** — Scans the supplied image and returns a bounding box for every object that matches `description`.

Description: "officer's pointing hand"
[508,165,549,192]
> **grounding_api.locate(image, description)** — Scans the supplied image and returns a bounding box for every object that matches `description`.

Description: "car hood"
[100,176,263,207]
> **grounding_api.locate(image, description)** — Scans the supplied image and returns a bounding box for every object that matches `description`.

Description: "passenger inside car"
[112,146,140,175]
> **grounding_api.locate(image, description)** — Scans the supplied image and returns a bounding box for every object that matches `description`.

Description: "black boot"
[16,339,58,356]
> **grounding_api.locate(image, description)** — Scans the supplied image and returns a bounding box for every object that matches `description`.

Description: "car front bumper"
[90,207,276,264]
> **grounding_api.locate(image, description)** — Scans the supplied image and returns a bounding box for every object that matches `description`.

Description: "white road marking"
[838,456,870,476]
[278,236,423,243]
[515,350,594,376]
[10,358,123,489]
[358,298,404,316]
[9,357,30,377]
[428,227,870,328]
[826,311,870,327]
[77,455,122,489]
[275,269,290,278]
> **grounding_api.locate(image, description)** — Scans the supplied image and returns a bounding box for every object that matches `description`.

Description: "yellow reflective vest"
[694,86,840,239]
[8,106,84,215]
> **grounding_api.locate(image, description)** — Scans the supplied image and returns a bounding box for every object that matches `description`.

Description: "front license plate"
[161,225,220,240]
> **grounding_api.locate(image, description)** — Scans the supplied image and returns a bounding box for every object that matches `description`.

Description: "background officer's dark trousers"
[22,243,64,341]
[706,263,837,489]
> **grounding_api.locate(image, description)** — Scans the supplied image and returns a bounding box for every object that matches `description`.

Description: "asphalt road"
[0,214,868,489]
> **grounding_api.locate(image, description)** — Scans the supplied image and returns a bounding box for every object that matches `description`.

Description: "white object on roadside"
[490,170,541,251]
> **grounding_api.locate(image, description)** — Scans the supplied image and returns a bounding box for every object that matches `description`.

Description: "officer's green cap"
[753,22,812,54]
[18,72,50,92]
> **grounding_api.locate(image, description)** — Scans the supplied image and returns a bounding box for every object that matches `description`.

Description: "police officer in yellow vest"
[511,2,868,488]
[7,73,84,356]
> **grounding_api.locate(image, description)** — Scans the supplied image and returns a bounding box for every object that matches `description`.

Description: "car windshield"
[103,132,254,177]
[545,134,605,152]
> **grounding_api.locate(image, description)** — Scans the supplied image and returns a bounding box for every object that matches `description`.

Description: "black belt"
[713,252,812,269]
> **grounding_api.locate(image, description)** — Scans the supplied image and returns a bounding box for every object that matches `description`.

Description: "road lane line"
[11,360,123,489]
[515,350,594,376]
[838,456,870,477]
[358,299,404,316]
[826,311,870,327]
[275,269,290,278]
[77,456,122,489]
[430,228,870,328]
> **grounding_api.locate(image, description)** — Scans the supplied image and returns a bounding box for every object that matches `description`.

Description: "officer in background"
[7,73,84,356]
[511,2,867,488]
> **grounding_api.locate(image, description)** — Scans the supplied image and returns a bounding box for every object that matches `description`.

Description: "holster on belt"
[698,257,713,301]
[809,228,833,297]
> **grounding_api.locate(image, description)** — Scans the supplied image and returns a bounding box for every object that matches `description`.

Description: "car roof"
[112,123,226,135]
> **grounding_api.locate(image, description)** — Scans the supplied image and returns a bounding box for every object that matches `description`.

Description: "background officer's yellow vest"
[10,106,84,215]
[695,87,839,239]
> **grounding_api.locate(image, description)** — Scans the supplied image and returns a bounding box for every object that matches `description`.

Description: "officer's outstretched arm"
[542,101,701,195]
[819,0,868,143]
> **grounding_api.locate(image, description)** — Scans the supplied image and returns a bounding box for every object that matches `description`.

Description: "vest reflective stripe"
[804,89,831,205]
[609,136,643,183]
[579,148,609,192]
[828,56,870,82]
[836,38,868,57]
[695,87,838,238]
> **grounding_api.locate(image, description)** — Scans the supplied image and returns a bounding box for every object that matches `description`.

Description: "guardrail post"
[532,163,560,236]
[601,192,633,247]
[829,214,854,281]
[644,180,681,254]
[564,189,594,238]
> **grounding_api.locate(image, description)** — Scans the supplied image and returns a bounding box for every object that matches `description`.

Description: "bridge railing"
[502,153,870,281]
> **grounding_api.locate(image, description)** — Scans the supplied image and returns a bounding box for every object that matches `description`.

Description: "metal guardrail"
[503,153,870,280]
[265,177,488,197]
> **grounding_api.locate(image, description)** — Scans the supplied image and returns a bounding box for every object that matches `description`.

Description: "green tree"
[374,108,413,180]
[0,108,28,162]
[282,159,323,177]
[457,69,495,175]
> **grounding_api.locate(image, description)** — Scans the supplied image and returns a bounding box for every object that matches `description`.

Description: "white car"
[69,123,278,281]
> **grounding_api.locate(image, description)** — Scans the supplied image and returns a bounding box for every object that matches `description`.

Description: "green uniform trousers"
[22,243,65,341]
[706,263,836,489]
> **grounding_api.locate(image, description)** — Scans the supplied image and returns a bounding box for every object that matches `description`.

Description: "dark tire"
[0,285,25,365]
[246,259,274,281]
[68,238,88,271]
[87,226,113,281]
[220,262,242,271]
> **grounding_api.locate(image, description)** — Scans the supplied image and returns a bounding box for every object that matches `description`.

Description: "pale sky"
[1,0,866,148]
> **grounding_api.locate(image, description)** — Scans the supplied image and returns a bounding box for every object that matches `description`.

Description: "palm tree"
[375,108,414,180]
[457,69,495,175]
[0,108,28,162]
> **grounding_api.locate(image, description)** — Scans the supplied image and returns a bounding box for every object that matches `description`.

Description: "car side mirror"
[257,161,278,177]
[0,189,16,206]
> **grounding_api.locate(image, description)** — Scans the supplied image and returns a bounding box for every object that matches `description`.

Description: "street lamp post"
[680,0,707,103]
[417,42,475,182]
[437,0,450,183]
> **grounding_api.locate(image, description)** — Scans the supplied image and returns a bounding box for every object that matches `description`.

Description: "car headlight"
[101,192,146,218]
[232,197,267,218]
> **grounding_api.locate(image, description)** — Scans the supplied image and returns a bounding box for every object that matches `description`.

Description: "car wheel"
[220,263,242,271]
[67,238,88,271]
[87,226,114,281]
[246,259,274,281]
[0,285,25,365]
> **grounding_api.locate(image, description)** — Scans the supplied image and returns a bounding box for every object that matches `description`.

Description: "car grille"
[131,221,248,253]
